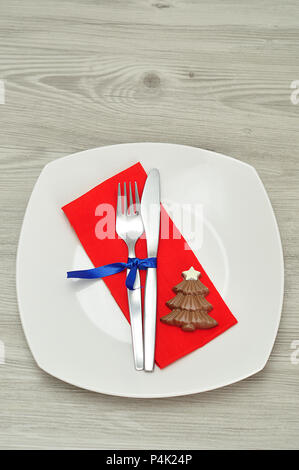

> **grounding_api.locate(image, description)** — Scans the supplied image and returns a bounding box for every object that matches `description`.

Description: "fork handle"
[127,268,144,370]
[143,267,157,372]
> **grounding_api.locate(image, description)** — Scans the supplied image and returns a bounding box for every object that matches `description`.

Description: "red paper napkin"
[62,162,237,368]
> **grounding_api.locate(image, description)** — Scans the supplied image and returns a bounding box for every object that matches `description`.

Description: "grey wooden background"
[0,0,298,450]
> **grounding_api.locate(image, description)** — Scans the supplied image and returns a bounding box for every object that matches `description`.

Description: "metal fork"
[116,182,144,370]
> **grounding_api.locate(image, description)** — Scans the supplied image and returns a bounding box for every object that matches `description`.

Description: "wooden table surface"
[0,0,298,450]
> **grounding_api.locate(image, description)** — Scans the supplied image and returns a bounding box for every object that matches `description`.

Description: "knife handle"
[144,267,157,372]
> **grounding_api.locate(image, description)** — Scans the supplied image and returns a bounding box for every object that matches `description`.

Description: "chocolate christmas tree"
[161,267,218,332]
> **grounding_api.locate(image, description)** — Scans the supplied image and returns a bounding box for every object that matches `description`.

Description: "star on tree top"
[182,266,201,281]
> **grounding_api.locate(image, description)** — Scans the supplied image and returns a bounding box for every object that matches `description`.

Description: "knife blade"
[141,169,161,371]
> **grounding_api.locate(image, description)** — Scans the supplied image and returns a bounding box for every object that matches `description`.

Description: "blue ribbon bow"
[67,257,157,290]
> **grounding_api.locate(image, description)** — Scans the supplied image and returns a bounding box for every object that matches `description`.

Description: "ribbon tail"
[67,262,127,279]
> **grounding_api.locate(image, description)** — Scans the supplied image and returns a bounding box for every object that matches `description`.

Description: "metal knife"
[141,169,161,372]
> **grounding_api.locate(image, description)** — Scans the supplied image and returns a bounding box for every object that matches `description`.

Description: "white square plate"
[16,143,284,397]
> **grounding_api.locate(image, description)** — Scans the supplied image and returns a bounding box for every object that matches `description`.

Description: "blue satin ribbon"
[67,257,157,290]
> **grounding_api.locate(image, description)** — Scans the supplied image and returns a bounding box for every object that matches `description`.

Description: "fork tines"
[117,182,140,215]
